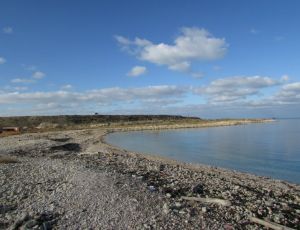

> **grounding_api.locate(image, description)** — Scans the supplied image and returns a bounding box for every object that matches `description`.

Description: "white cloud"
[11,78,35,84]
[191,72,204,79]
[0,85,188,116]
[10,71,45,84]
[116,27,227,74]
[3,85,29,92]
[61,84,73,90]
[280,75,289,82]
[115,35,131,45]
[3,27,13,34]
[0,57,6,64]
[275,82,300,103]
[0,85,187,105]
[168,61,190,72]
[13,86,28,91]
[127,66,147,77]
[281,82,300,91]
[32,71,46,79]
[194,76,279,102]
[241,81,300,108]
[115,36,151,48]
[1,80,300,117]
[21,64,38,71]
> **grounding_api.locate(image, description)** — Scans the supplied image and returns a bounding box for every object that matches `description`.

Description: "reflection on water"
[106,119,300,184]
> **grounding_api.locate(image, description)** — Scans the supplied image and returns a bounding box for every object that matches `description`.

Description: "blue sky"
[1,0,300,118]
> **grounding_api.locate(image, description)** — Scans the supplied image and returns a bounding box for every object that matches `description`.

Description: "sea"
[106,119,300,184]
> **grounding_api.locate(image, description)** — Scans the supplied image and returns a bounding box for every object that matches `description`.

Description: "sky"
[0,0,300,118]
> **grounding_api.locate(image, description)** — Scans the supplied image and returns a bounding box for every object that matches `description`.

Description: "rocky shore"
[1,126,299,229]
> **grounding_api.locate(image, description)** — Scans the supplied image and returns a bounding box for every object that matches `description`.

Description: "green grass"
[0,115,201,128]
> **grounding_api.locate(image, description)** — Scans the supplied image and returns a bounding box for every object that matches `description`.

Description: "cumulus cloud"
[22,64,37,71]
[2,75,300,117]
[11,78,35,84]
[127,66,147,77]
[0,85,187,105]
[0,85,189,115]
[32,71,46,79]
[0,57,6,64]
[10,71,45,85]
[2,27,13,34]
[0,85,188,116]
[116,27,227,74]
[237,81,300,109]
[168,61,190,72]
[61,84,73,90]
[12,86,28,91]
[194,76,279,102]
[280,75,289,82]
[191,72,204,79]
[3,85,28,92]
[274,82,300,104]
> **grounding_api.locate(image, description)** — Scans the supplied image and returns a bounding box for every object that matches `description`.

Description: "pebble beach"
[1,127,299,229]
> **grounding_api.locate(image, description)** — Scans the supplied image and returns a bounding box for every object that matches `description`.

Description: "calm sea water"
[106,119,300,184]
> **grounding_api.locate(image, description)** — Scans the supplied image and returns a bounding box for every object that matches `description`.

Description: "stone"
[273,214,282,223]
[148,185,156,192]
[174,202,181,208]
[24,219,38,228]
[264,200,273,206]
[42,222,51,230]
[163,203,169,214]
[192,183,204,194]
[10,213,30,230]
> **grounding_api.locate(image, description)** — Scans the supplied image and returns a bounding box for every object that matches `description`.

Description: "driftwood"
[1,127,21,132]
[250,217,295,230]
[181,196,232,206]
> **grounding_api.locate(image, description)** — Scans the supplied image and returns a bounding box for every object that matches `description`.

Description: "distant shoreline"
[103,118,275,133]
[0,116,274,137]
